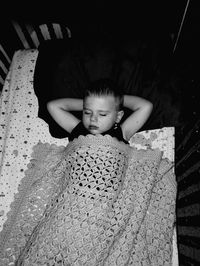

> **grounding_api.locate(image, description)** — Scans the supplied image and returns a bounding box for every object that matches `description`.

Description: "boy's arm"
[47,98,83,133]
[121,95,153,141]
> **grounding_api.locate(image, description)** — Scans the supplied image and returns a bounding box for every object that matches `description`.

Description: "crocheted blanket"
[0,133,176,265]
[0,50,178,265]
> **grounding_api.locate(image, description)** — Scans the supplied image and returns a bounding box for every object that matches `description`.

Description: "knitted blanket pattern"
[0,134,176,266]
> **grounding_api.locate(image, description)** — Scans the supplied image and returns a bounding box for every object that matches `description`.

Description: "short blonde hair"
[84,78,124,110]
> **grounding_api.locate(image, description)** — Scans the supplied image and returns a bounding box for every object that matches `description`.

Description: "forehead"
[84,95,117,110]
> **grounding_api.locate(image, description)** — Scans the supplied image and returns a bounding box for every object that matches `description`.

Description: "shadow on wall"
[34,36,181,138]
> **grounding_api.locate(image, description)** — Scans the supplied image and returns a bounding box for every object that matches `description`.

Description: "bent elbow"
[46,101,53,111]
[46,101,57,114]
[146,101,153,113]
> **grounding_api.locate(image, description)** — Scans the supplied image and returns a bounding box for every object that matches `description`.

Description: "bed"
[0,26,179,265]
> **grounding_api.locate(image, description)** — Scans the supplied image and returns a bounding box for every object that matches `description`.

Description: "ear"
[116,110,124,123]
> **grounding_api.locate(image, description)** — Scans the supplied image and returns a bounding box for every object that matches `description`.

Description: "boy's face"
[82,95,123,135]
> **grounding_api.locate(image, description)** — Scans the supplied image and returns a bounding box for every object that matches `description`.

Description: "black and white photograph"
[0,1,199,265]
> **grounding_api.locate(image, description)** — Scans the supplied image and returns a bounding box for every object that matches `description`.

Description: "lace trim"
[65,134,163,163]
[65,134,131,154]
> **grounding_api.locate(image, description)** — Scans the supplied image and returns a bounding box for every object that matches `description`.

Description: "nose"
[90,114,98,122]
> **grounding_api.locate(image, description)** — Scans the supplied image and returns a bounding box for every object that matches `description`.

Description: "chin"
[88,129,99,134]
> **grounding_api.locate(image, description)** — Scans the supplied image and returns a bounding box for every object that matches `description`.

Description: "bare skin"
[47,94,153,141]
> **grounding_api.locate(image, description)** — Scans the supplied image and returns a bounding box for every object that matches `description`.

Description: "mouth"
[89,125,99,130]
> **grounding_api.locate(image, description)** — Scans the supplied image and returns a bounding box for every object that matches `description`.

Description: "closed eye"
[99,113,107,116]
[83,110,91,115]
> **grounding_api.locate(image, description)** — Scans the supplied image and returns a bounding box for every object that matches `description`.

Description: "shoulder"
[107,125,129,144]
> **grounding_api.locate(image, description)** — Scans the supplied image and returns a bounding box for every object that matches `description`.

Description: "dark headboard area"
[0,20,182,139]
[34,36,181,138]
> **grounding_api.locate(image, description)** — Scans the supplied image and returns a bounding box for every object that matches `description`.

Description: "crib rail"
[0,44,11,92]
[0,20,71,93]
[12,21,71,49]
[175,90,200,265]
